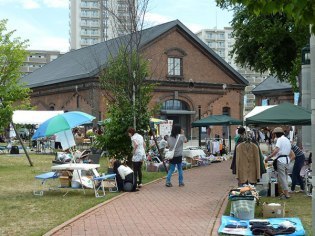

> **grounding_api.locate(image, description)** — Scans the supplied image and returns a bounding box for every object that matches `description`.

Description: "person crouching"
[113,160,137,192]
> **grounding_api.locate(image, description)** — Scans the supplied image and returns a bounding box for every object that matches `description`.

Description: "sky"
[0,0,234,53]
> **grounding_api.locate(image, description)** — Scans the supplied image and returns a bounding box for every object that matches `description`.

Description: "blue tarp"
[218,215,305,235]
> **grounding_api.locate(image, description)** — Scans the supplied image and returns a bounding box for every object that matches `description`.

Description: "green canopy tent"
[192,115,243,127]
[245,103,311,126]
[191,115,243,152]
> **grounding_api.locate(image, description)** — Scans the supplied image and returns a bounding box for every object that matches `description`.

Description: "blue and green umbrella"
[32,111,96,140]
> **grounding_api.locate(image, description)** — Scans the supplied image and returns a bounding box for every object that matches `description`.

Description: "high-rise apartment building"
[21,50,61,76]
[69,0,135,50]
[196,28,269,115]
[196,27,237,69]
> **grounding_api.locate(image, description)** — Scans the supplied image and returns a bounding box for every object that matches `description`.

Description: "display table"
[182,148,207,166]
[182,148,206,158]
[51,163,100,171]
[33,163,117,198]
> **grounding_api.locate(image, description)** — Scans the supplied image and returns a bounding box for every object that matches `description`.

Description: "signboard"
[159,120,173,137]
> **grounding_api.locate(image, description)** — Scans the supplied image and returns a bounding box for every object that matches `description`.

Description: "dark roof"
[252,75,292,95]
[22,20,248,88]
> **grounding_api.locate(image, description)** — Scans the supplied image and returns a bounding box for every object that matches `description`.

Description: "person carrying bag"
[164,135,180,160]
[165,124,187,187]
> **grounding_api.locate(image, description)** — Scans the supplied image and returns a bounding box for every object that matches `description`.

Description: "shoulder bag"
[164,135,180,160]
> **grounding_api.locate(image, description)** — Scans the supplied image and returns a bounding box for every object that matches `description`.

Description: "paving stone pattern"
[48,160,237,236]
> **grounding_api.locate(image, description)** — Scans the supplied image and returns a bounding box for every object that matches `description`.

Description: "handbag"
[164,135,180,160]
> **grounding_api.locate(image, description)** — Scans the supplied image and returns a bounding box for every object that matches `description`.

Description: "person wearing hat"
[265,127,292,199]
[234,126,246,144]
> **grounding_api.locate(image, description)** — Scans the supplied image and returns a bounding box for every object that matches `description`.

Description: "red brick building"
[22,20,248,139]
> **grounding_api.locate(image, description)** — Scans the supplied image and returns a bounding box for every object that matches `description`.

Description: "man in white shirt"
[265,127,292,199]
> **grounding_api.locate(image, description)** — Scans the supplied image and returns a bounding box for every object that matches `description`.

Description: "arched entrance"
[160,99,195,138]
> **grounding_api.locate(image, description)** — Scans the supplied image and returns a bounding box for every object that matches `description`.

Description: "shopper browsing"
[165,124,187,187]
[290,144,305,193]
[127,127,146,188]
[265,127,291,199]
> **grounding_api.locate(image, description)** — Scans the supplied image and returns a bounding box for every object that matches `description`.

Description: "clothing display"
[231,139,266,178]
[212,140,220,154]
[235,141,261,184]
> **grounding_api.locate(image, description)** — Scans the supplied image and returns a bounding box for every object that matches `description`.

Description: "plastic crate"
[230,199,256,220]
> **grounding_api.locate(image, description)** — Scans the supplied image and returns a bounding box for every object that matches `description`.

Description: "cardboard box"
[263,203,285,218]
[59,176,71,187]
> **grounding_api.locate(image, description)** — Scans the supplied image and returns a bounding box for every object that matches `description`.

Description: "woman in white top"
[127,127,146,188]
[113,160,137,192]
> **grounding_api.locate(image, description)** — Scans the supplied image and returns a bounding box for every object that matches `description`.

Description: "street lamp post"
[301,45,311,151]
[198,105,201,147]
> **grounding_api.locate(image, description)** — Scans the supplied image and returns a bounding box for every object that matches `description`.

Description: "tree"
[0,19,31,131]
[229,6,309,88]
[216,0,315,33]
[0,19,33,166]
[96,49,155,158]
[217,0,315,231]
[93,1,158,158]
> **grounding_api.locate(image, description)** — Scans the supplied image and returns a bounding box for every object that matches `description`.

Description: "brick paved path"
[46,160,237,236]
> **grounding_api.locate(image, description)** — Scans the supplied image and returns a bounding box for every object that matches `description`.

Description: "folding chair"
[33,171,59,196]
[93,173,118,198]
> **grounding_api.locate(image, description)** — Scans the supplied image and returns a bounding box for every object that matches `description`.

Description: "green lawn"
[0,153,166,236]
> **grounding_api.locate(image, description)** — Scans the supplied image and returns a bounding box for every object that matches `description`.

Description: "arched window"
[162,99,189,110]
[222,107,230,116]
[49,103,55,111]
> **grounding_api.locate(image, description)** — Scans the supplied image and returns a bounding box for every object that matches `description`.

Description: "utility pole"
[310,29,315,230]
[133,71,136,130]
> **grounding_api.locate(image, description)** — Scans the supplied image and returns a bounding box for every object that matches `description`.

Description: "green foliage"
[216,0,315,34]
[230,7,309,89]
[0,19,31,130]
[96,49,155,158]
